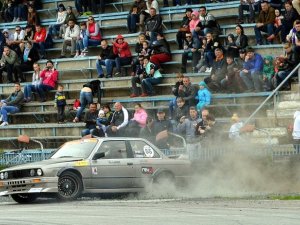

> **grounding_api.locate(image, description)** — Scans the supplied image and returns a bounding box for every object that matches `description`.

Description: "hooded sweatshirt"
[263,55,274,79]
[197,81,211,106]
[113,35,132,58]
[189,10,200,32]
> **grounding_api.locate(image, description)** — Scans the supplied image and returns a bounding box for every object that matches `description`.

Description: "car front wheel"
[57,171,83,201]
[11,193,38,204]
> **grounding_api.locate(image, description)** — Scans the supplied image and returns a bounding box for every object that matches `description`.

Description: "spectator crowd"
[0,0,300,158]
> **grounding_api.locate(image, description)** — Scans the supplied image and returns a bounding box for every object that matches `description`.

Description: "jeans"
[240,70,263,92]
[127,13,139,33]
[181,51,201,72]
[75,0,83,13]
[238,4,257,21]
[254,24,274,45]
[33,42,45,57]
[76,39,84,52]
[83,36,100,49]
[62,39,76,56]
[0,105,19,122]
[148,31,158,44]
[142,77,163,95]
[204,51,214,68]
[115,57,132,72]
[0,63,14,82]
[57,105,65,122]
[76,91,93,119]
[169,98,177,119]
[48,24,61,36]
[24,84,38,99]
[37,84,54,101]
[276,70,292,88]
[96,59,115,76]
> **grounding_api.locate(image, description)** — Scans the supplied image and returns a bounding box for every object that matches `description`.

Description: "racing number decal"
[143,145,154,158]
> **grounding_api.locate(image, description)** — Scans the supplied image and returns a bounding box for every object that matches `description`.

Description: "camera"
[46,66,51,70]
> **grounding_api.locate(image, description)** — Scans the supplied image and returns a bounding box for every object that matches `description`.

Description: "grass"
[269,195,300,200]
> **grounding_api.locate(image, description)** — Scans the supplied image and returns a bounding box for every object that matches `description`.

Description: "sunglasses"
[16,29,21,31]
[186,36,192,38]
[88,18,94,21]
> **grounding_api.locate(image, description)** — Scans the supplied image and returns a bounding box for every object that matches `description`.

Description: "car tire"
[153,172,176,196]
[57,171,83,201]
[10,193,38,204]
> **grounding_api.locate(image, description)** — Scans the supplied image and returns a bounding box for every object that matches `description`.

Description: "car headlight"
[30,169,35,177]
[4,172,8,179]
[0,173,3,180]
[36,169,43,176]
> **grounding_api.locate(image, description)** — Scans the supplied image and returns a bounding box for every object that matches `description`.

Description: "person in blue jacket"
[196,81,211,113]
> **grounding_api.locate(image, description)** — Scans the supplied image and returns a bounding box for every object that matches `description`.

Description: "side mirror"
[92,152,105,160]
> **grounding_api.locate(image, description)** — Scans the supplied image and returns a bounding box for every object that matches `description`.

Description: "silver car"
[0,137,191,203]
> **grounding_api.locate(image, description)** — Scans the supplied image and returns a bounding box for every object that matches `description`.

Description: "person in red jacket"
[37,60,58,102]
[113,34,132,76]
[32,25,47,59]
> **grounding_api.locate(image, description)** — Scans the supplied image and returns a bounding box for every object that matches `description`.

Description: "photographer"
[36,60,58,102]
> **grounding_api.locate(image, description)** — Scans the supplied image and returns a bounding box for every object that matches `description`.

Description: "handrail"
[244,62,300,125]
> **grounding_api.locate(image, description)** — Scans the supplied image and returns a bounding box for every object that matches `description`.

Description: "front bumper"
[0,177,58,196]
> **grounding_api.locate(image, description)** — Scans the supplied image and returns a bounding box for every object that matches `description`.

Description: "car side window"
[130,140,160,158]
[98,141,127,159]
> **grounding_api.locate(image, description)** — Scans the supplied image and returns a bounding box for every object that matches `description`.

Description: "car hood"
[2,157,85,171]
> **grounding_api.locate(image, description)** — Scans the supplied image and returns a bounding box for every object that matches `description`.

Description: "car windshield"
[51,139,98,159]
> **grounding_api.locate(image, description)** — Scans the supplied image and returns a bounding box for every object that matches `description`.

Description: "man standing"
[254,1,276,45]
[96,40,117,78]
[60,19,80,58]
[106,102,129,137]
[0,46,20,83]
[0,82,24,126]
[239,47,264,92]
[127,0,147,33]
[177,106,201,160]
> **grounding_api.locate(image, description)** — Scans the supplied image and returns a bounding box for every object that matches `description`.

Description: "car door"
[90,140,137,189]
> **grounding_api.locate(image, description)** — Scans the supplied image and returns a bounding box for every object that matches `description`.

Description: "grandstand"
[0,0,298,155]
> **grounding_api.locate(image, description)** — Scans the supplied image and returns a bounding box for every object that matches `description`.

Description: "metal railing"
[244,63,300,125]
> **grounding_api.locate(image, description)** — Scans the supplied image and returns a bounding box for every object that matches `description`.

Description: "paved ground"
[1,196,300,225]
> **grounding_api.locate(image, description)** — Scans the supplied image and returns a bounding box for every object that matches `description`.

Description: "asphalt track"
[0,197,300,225]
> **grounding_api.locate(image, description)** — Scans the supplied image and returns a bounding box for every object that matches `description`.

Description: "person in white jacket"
[48,4,67,38]
[60,19,80,58]
[293,110,300,153]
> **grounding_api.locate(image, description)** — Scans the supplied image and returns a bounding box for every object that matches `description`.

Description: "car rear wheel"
[57,171,83,201]
[11,193,38,204]
[153,172,176,196]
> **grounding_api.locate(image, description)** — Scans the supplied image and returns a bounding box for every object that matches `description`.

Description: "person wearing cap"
[81,16,101,54]
[176,8,193,50]
[239,47,264,92]
[48,4,67,39]
[113,34,132,77]
[150,33,171,67]
[254,1,276,45]
[153,108,172,149]
[196,81,211,113]
[106,102,129,137]
[145,7,162,43]
[60,19,80,58]
[127,0,147,33]
[0,46,20,83]
[60,6,77,39]
[229,113,244,141]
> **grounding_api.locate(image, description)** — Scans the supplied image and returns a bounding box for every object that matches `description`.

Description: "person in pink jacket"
[37,60,58,102]
[189,10,200,33]
[127,103,148,136]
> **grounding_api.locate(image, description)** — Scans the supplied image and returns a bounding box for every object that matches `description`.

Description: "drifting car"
[0,137,191,203]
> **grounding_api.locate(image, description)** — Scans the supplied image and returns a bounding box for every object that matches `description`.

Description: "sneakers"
[0,122,8,126]
[205,67,212,73]
[82,48,88,53]
[140,93,148,97]
[73,117,79,123]
[114,72,121,77]
[130,93,138,98]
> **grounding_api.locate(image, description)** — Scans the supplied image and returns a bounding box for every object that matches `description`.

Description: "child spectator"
[75,22,87,57]
[54,84,67,124]
[113,34,132,76]
[196,81,211,113]
[229,113,244,141]
[130,55,146,98]
[96,109,108,133]
[262,55,275,91]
